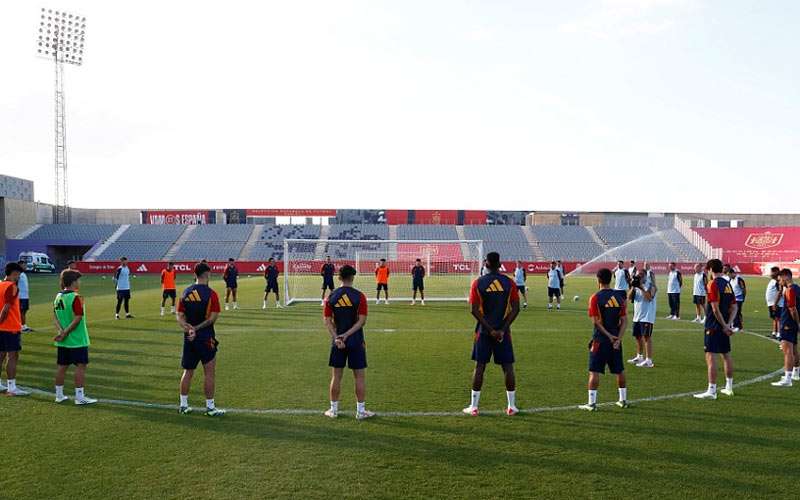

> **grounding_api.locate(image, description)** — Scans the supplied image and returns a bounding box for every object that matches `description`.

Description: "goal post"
[283,239,484,305]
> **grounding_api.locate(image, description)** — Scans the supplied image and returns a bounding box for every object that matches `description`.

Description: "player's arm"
[176,311,196,340]
[470,303,495,334]
[501,284,521,331]
[786,288,799,324]
[591,316,616,343]
[160,271,165,285]
[53,302,84,342]
[0,285,15,323]
[709,302,732,335]
[113,268,120,282]
[740,278,747,295]
[627,287,636,301]
[677,271,683,288]
[338,314,367,342]
[643,284,655,301]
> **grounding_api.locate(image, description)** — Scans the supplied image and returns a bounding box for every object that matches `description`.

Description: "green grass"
[2,273,796,499]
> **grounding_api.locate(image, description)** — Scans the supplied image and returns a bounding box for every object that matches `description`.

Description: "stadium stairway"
[238,225,265,261]
[163,225,197,261]
[586,226,610,252]
[522,226,547,261]
[14,224,41,239]
[455,226,473,259]
[388,225,399,260]
[314,225,331,259]
[651,227,688,261]
[84,225,130,262]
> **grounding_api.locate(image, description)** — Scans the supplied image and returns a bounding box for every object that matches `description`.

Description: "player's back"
[590,288,626,341]
[780,284,800,329]
[704,276,736,330]
[0,281,21,332]
[180,284,218,339]
[472,273,517,332]
[327,286,367,340]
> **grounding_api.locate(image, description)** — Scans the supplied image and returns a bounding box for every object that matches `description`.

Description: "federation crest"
[744,231,783,250]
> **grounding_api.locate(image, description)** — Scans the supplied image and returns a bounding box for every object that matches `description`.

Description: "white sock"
[619,387,627,401]
[356,401,366,413]
[180,394,189,407]
[725,377,733,390]
[708,383,717,394]
[645,358,652,363]
[793,367,800,377]
[170,306,175,313]
[263,301,267,307]
[785,371,793,381]
[556,304,561,309]
[75,387,84,399]
[470,390,481,408]
[7,379,16,391]
[330,400,339,412]
[55,385,64,398]
[547,303,552,309]
[588,390,597,405]
[506,390,516,408]
[206,398,215,409]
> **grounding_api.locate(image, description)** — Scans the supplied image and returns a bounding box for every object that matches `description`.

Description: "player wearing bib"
[113,257,133,319]
[546,261,561,311]
[694,259,737,400]
[320,256,336,305]
[579,268,629,411]
[411,259,426,305]
[52,270,97,405]
[766,266,783,340]
[323,265,374,420]
[666,263,683,320]
[161,262,178,316]
[176,262,225,416]
[613,261,631,291]
[375,259,390,304]
[223,258,239,311]
[514,261,528,309]
[0,262,28,396]
[17,260,31,332]
[628,270,657,368]
[692,263,708,323]
[463,252,521,417]
[262,258,282,309]
[727,268,746,331]
[771,269,800,387]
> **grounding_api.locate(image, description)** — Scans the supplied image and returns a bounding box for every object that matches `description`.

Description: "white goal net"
[283,239,483,305]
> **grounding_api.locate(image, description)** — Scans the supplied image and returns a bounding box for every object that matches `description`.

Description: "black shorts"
[471,331,515,365]
[588,339,624,374]
[633,322,653,338]
[704,329,731,354]
[770,306,783,320]
[413,281,424,292]
[57,346,89,365]
[377,283,388,292]
[0,331,21,352]
[693,295,706,306]
[19,299,30,313]
[181,337,218,370]
[329,337,367,370]
[265,282,279,293]
[162,289,176,300]
[548,287,561,298]
[225,281,238,290]
[322,279,335,291]
[116,289,131,300]
[780,327,798,344]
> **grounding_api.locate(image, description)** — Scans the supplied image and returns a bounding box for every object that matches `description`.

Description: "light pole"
[36,7,86,224]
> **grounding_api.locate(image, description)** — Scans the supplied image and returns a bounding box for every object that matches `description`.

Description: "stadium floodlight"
[36,7,88,223]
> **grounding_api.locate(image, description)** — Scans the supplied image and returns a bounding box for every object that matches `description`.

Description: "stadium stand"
[397,225,459,240]
[94,224,186,260]
[23,224,119,241]
[601,215,673,228]
[247,225,321,260]
[530,226,604,260]
[464,225,533,260]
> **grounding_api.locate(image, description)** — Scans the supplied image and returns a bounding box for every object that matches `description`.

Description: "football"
[573,295,580,302]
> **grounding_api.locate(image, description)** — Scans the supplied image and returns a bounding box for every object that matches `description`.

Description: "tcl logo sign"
[451,263,472,272]
[173,264,193,272]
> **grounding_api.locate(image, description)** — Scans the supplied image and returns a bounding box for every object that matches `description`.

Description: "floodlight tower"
[36,8,87,224]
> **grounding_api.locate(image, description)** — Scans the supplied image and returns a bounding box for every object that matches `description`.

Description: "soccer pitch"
[4,273,797,499]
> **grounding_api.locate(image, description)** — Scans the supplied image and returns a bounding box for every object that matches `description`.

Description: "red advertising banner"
[141,210,215,225]
[385,210,408,225]
[245,209,336,217]
[77,261,284,275]
[463,210,488,225]
[415,210,457,225]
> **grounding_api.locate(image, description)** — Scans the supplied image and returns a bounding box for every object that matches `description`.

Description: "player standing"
[0,262,29,396]
[771,269,800,386]
[52,270,97,405]
[627,269,657,368]
[176,262,225,416]
[320,256,336,306]
[614,260,631,292]
[161,262,178,316]
[514,261,528,308]
[727,267,746,332]
[411,258,426,306]
[691,263,707,323]
[17,259,32,332]
[463,252,521,416]
[375,259,390,305]
[223,258,239,311]
[323,265,374,420]
[546,261,561,311]
[766,266,783,340]
[556,259,565,296]
[262,257,282,309]
[694,259,737,400]
[113,257,133,319]
[666,262,683,320]
[579,268,629,411]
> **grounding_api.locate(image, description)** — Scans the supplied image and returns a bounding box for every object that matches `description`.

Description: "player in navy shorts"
[694,259,737,400]
[176,262,225,416]
[771,269,800,386]
[262,258,282,309]
[320,256,336,306]
[411,258,426,305]
[579,268,629,411]
[463,252,521,416]
[322,264,374,420]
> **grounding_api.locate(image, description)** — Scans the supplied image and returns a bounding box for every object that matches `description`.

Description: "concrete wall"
[1,198,37,238]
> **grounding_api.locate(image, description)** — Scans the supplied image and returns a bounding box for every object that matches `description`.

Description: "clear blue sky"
[1,0,797,212]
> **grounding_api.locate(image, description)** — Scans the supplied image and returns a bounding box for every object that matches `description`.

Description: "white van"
[18,252,56,273]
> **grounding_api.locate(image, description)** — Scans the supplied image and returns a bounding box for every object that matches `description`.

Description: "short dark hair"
[194,262,211,277]
[228,258,235,262]
[597,268,612,285]
[486,252,501,271]
[617,260,624,264]
[380,258,386,262]
[120,257,128,261]
[630,260,636,263]
[60,269,82,289]
[415,258,421,262]
[4,262,24,276]
[339,264,357,280]
[168,261,174,266]
[706,258,723,273]
[771,266,781,273]
[268,257,274,262]
[670,262,676,266]
[780,268,793,279]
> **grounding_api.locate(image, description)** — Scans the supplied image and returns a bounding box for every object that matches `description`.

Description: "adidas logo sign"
[334,295,354,308]
[136,264,148,272]
[485,279,504,293]
[256,264,267,272]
